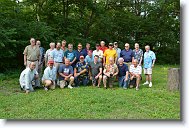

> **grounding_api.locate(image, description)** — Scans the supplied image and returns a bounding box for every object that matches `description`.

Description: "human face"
[36,41,40,46]
[30,38,35,46]
[30,62,36,70]
[94,56,98,63]
[125,44,129,50]
[62,41,66,47]
[49,63,54,68]
[86,43,90,50]
[68,45,73,51]
[133,61,137,67]
[109,45,113,49]
[80,57,84,63]
[78,45,82,50]
[145,46,150,52]
[109,58,114,65]
[88,51,92,56]
[119,60,123,65]
[135,44,139,50]
[50,43,55,49]
[65,59,70,66]
[96,45,100,50]
[100,41,105,47]
[114,44,118,48]
[56,43,61,50]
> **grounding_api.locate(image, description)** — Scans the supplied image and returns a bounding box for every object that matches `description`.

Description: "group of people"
[19,38,156,94]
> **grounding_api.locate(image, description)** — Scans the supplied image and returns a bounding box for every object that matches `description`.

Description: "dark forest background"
[0,0,180,72]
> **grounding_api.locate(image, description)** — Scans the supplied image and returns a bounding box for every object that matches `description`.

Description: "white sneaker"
[149,82,152,87]
[136,87,139,91]
[143,81,149,85]
[68,85,73,89]
[44,87,48,91]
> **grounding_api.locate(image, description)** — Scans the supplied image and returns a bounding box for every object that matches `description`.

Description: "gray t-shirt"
[89,61,102,77]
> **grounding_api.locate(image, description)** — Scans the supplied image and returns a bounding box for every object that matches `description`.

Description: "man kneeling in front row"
[129,59,142,91]
[58,59,74,89]
[19,62,39,94]
[42,60,56,91]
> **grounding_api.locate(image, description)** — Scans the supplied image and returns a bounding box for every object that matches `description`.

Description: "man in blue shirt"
[143,45,156,87]
[117,58,129,89]
[120,43,134,69]
[75,43,84,64]
[59,59,74,89]
[64,43,77,68]
[51,42,64,85]
[42,60,56,91]
[82,43,91,57]
[85,50,94,64]
[74,55,89,87]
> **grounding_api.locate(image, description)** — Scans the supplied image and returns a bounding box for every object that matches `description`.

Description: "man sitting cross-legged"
[58,59,74,89]
[42,60,56,91]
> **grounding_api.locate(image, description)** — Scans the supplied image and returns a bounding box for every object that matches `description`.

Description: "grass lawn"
[0,65,180,119]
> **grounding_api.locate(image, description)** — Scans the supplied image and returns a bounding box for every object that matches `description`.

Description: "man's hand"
[152,64,154,68]
[90,76,92,80]
[64,76,69,81]
[95,75,99,79]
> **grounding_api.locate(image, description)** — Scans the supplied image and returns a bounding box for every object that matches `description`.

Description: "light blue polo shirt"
[51,49,64,63]
[144,50,156,68]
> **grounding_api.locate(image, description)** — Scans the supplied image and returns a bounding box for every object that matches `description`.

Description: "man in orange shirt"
[103,43,117,66]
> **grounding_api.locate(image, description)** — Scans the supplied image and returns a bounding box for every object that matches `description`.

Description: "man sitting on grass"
[19,62,39,94]
[103,57,118,89]
[129,59,142,91]
[74,55,89,87]
[58,59,74,89]
[89,55,102,88]
[42,60,56,91]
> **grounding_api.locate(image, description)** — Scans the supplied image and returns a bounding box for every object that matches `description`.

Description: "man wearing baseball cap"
[74,55,89,87]
[42,59,57,91]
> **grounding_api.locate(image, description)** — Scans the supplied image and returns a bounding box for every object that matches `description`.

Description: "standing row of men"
[19,38,156,93]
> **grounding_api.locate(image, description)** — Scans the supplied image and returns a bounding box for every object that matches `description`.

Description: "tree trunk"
[167,68,180,91]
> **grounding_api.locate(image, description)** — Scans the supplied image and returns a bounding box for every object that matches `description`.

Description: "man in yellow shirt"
[103,43,117,65]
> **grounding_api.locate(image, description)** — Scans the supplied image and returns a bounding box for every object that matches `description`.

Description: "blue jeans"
[118,76,128,88]
[74,76,89,86]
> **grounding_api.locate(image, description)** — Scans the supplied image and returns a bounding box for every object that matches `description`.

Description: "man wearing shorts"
[143,45,156,87]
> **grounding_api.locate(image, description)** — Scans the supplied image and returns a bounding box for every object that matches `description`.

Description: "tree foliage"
[0,0,180,72]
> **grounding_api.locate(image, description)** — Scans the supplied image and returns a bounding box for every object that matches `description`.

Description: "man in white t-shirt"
[92,44,103,63]
[129,59,142,91]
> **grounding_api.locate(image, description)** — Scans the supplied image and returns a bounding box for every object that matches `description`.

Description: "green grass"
[0,65,180,119]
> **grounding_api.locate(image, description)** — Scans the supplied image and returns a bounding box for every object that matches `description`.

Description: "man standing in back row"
[143,45,156,87]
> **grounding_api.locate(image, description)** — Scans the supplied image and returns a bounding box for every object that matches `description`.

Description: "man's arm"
[24,54,27,66]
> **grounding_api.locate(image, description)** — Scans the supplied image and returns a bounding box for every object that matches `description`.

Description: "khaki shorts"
[144,68,152,75]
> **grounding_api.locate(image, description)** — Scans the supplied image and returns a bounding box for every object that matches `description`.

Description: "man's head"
[56,42,61,50]
[68,43,73,51]
[133,59,138,67]
[145,45,150,52]
[79,55,85,63]
[109,57,114,65]
[62,40,66,47]
[30,38,35,46]
[125,43,130,50]
[29,62,36,70]
[88,50,92,56]
[100,41,105,47]
[135,43,139,50]
[49,42,55,49]
[48,59,54,68]
[108,43,113,49]
[94,55,99,63]
[114,42,118,48]
[78,43,82,50]
[118,57,124,65]
[36,40,41,46]
[96,44,100,50]
[65,58,70,66]
[86,43,90,50]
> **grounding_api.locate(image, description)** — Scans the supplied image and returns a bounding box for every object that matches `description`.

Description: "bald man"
[19,62,39,94]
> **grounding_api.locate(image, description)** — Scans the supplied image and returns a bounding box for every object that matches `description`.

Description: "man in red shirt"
[99,41,108,53]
